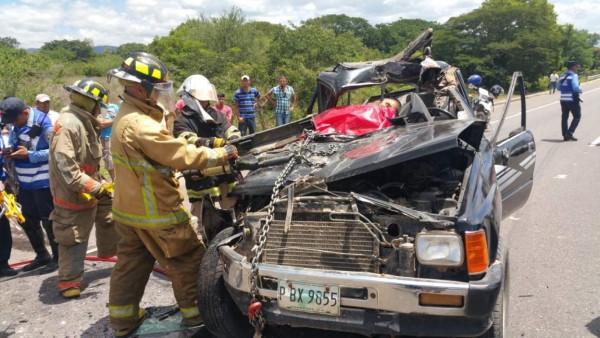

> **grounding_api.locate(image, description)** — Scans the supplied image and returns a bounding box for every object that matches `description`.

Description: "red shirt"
[213,104,233,121]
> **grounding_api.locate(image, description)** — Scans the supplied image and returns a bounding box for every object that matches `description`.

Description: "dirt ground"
[0,224,208,338]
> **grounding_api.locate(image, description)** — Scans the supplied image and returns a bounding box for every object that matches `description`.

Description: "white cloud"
[554,0,600,33]
[0,0,597,49]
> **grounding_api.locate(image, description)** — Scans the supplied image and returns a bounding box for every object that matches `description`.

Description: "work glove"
[224,145,238,160]
[195,137,226,148]
[179,132,199,145]
[93,183,113,199]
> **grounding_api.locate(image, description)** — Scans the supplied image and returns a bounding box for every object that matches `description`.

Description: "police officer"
[0,97,58,274]
[558,60,583,141]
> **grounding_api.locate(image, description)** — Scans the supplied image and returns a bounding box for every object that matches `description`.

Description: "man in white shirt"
[549,71,559,95]
[35,94,60,126]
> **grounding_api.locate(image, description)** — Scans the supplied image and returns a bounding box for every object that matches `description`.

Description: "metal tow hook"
[248,301,264,338]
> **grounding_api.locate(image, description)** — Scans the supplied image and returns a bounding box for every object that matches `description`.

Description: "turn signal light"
[465,230,489,275]
[419,293,464,307]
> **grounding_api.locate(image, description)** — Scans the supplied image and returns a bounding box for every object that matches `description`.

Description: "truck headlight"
[415,231,464,267]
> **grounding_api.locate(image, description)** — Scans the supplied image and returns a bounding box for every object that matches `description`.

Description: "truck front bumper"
[220,245,502,337]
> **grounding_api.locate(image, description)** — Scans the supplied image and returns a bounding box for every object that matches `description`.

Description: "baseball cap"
[566,60,579,68]
[35,93,51,102]
[241,75,250,81]
[0,97,28,124]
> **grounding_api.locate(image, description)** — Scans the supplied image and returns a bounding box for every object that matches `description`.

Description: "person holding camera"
[0,97,57,274]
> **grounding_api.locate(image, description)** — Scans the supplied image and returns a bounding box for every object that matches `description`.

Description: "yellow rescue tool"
[0,185,25,223]
[81,182,115,202]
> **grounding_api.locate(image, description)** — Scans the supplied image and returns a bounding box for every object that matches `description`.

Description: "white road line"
[490,86,600,125]
[589,136,600,147]
[554,174,567,180]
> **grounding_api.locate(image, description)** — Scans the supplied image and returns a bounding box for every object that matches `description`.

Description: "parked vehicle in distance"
[198,29,536,338]
[467,74,504,123]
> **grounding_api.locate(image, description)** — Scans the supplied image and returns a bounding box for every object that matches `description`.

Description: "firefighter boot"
[21,225,51,272]
[114,309,146,337]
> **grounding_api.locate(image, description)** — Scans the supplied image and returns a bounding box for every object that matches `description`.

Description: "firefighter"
[49,79,118,299]
[106,52,237,336]
[173,74,241,242]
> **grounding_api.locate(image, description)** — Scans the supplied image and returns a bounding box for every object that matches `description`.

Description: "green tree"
[0,46,50,99]
[558,25,598,70]
[435,0,562,89]
[266,24,380,115]
[303,14,376,47]
[372,19,440,55]
[0,37,19,49]
[116,42,148,58]
[592,47,600,70]
[39,39,95,61]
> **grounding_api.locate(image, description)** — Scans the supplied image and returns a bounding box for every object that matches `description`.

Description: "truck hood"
[232,119,485,196]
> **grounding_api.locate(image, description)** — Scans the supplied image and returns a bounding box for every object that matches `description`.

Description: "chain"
[248,130,318,334]
[306,143,339,157]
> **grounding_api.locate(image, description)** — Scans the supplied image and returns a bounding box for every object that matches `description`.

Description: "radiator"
[262,212,379,273]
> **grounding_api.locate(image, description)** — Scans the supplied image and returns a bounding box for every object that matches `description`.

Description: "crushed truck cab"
[197,29,535,338]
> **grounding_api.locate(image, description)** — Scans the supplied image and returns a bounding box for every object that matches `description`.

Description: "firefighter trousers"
[108,220,205,330]
[52,197,118,290]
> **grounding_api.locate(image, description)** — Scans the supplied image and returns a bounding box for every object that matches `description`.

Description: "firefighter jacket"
[111,93,230,229]
[173,105,241,202]
[49,104,103,211]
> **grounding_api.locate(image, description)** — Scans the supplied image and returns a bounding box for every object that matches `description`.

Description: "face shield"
[152,81,177,113]
[181,92,216,124]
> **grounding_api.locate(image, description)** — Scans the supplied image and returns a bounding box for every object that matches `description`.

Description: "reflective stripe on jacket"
[111,93,230,229]
[10,108,53,189]
[558,70,582,102]
[49,104,102,211]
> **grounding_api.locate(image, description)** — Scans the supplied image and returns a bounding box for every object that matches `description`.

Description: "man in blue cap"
[558,61,583,141]
[0,96,57,274]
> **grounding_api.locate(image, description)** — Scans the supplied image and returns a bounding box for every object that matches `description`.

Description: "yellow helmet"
[63,78,109,107]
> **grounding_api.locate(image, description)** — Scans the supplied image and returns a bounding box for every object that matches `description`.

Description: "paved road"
[1,80,599,337]
[490,79,600,337]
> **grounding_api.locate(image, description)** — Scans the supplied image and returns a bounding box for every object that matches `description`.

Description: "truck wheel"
[480,238,508,338]
[198,227,254,338]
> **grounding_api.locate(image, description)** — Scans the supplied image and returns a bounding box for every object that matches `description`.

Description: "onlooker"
[558,61,583,141]
[49,78,118,299]
[106,52,237,336]
[174,75,241,242]
[213,93,233,123]
[0,130,17,277]
[34,94,60,126]
[0,97,58,274]
[98,103,119,180]
[549,70,558,95]
[266,75,297,126]
[234,75,261,136]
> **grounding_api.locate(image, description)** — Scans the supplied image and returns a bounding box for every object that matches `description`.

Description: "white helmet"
[177,75,218,124]
[177,75,218,102]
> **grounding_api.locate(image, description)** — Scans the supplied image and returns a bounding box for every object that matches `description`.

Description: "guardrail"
[587,74,600,81]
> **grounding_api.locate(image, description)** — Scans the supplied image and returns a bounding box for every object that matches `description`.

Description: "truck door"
[490,72,536,219]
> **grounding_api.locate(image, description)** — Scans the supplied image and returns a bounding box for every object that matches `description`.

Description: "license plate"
[277,280,340,316]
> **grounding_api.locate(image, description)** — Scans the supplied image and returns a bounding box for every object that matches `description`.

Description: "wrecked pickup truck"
[197,29,536,338]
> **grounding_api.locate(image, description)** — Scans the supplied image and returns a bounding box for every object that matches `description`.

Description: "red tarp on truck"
[313,105,396,136]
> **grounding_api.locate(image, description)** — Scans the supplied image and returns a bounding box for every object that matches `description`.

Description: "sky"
[0,0,597,49]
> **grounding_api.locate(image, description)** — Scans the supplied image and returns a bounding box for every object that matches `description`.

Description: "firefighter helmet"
[64,78,109,107]
[107,52,169,85]
[176,75,218,102]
